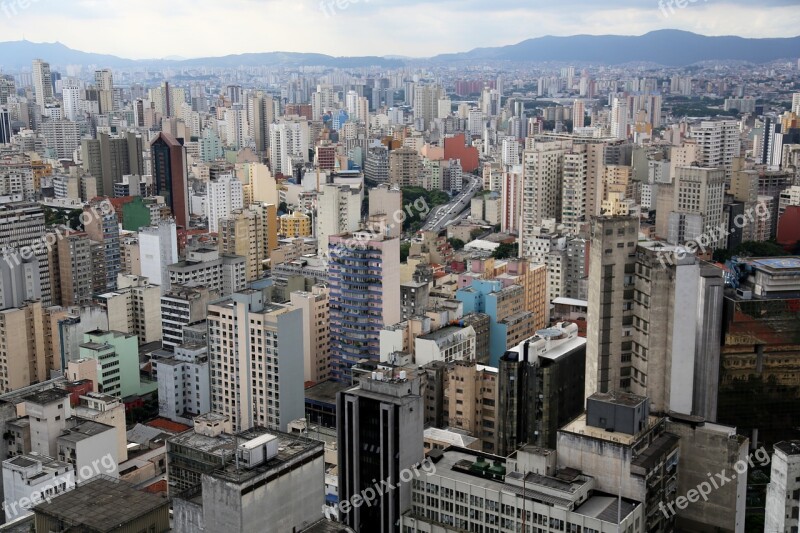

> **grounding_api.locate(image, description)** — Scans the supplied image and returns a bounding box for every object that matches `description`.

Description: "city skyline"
[0,0,798,60]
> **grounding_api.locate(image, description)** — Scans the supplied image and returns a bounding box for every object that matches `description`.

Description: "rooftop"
[22,388,70,406]
[560,413,661,447]
[58,419,115,443]
[775,440,800,456]
[33,477,168,530]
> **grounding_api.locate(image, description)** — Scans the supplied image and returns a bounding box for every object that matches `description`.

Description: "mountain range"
[0,30,798,70]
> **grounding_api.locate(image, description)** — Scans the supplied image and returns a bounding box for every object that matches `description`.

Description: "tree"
[278,201,289,214]
[400,242,411,262]
[470,228,484,241]
[492,242,518,259]
[448,238,465,251]
[713,240,787,263]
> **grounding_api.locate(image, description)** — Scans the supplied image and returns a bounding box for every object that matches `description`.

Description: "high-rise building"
[269,118,309,176]
[81,132,144,197]
[55,232,93,306]
[610,97,629,140]
[289,285,331,383]
[84,200,121,292]
[691,120,740,179]
[328,232,400,380]
[585,215,639,397]
[657,166,726,248]
[520,142,565,256]
[39,120,80,159]
[561,151,588,234]
[0,75,15,106]
[413,85,444,130]
[138,220,178,292]
[0,202,52,306]
[207,288,304,432]
[218,204,277,281]
[497,322,586,454]
[93,69,113,114]
[0,107,11,145]
[766,441,800,533]
[205,174,244,233]
[572,99,585,129]
[151,132,189,228]
[32,59,53,109]
[337,369,424,533]
[316,183,362,255]
[388,146,420,187]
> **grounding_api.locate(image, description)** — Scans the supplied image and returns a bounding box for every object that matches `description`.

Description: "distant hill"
[0,40,403,70]
[1,31,798,70]
[430,30,800,66]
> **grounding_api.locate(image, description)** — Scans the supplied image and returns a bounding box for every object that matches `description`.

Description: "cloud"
[0,0,797,59]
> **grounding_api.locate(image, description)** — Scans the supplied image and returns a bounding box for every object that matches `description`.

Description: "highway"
[421,174,482,233]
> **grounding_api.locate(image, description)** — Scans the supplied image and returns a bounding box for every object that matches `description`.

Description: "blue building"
[456,279,534,367]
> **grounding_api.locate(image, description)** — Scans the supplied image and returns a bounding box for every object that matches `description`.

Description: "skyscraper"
[328,232,400,381]
[32,59,53,109]
[151,133,189,228]
[585,215,639,399]
[94,69,114,114]
[337,369,424,532]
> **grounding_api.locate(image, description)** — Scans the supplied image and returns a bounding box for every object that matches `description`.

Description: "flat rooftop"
[775,440,800,456]
[589,391,647,408]
[560,413,661,447]
[305,380,350,405]
[33,477,168,530]
[22,388,70,406]
[212,430,323,484]
[59,419,115,443]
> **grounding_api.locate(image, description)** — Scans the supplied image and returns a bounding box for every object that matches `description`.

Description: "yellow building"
[280,210,312,238]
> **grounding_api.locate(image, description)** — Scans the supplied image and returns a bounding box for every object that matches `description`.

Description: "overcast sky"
[1,0,798,59]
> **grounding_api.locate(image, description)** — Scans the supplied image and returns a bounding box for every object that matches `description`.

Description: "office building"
[337,369,424,533]
[497,322,586,454]
[151,132,189,228]
[161,285,213,352]
[170,423,324,533]
[388,146,421,187]
[2,453,74,522]
[557,392,679,533]
[73,330,141,398]
[657,166,726,248]
[401,446,643,533]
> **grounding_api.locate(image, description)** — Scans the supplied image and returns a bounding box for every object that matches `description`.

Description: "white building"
[765,440,800,533]
[691,120,740,178]
[167,248,246,297]
[2,453,74,522]
[316,183,362,256]
[414,325,476,366]
[205,174,244,233]
[153,344,211,425]
[269,119,309,176]
[138,220,178,293]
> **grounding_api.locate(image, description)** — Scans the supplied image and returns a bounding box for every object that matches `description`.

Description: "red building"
[444,134,479,173]
[777,205,800,251]
[151,132,189,229]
